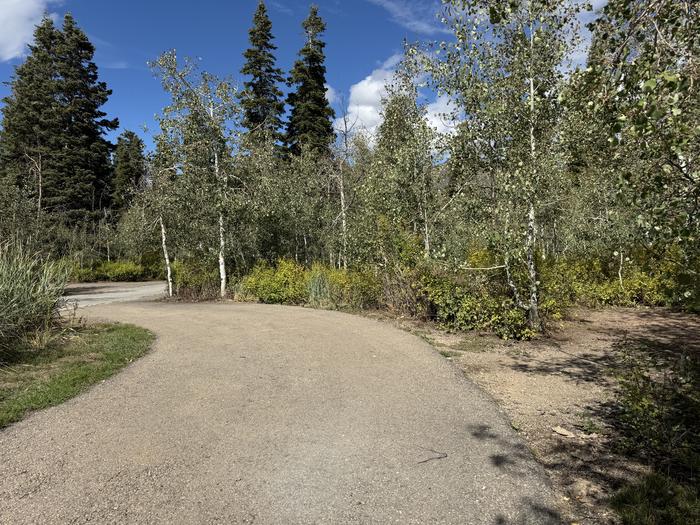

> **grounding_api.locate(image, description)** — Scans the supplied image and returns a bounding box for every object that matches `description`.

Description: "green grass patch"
[611,473,700,525]
[0,323,154,428]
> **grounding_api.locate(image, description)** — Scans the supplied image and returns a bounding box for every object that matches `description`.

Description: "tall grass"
[0,243,68,350]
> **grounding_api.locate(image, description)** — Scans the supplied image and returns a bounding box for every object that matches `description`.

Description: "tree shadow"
[494,498,562,524]
[466,424,563,522]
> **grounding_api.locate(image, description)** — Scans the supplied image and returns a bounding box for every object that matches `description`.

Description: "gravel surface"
[0,297,560,524]
[62,281,167,308]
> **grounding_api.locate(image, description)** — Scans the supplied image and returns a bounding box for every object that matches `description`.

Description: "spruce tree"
[285,5,335,155]
[240,0,285,141]
[0,17,61,211]
[0,14,117,225]
[54,14,118,219]
[112,130,146,212]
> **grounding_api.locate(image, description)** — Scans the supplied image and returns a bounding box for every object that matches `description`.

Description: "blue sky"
[0,0,452,148]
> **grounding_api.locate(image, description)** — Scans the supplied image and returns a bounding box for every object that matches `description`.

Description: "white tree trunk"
[339,169,348,270]
[423,208,430,258]
[526,11,541,330]
[218,211,226,298]
[209,102,227,299]
[159,215,173,297]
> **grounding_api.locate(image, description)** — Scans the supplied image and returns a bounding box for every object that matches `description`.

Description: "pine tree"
[0,17,61,216]
[240,0,285,141]
[285,5,335,155]
[54,14,118,220]
[0,14,117,225]
[112,130,146,212]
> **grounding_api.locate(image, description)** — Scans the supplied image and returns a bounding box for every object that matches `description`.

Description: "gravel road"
[0,289,560,524]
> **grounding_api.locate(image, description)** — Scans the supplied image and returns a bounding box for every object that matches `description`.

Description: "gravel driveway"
[0,291,560,524]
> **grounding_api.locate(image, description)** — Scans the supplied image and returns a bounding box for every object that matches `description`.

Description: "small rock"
[552,426,575,438]
[571,479,599,501]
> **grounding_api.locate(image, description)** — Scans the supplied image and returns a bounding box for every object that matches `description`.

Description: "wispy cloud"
[269,1,293,16]
[102,60,130,70]
[0,0,61,62]
[366,0,449,36]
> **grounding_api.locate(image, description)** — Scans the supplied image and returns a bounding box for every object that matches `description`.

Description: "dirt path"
[0,298,559,524]
[390,308,700,524]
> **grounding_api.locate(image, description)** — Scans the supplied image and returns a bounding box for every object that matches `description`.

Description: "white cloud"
[425,95,456,135]
[336,54,457,138]
[325,83,338,105]
[0,0,59,62]
[366,0,449,36]
[269,1,293,16]
[570,0,608,69]
[334,55,399,136]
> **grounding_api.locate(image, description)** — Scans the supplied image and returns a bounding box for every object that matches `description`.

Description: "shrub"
[613,346,700,475]
[68,259,156,282]
[540,258,669,309]
[307,264,382,310]
[172,259,220,300]
[611,473,700,525]
[307,264,333,308]
[419,270,532,339]
[332,268,382,309]
[0,243,67,350]
[97,261,146,282]
[241,259,307,304]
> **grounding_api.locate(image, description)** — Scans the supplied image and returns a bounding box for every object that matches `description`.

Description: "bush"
[98,261,146,281]
[611,473,700,525]
[419,270,532,340]
[333,268,382,309]
[68,259,156,282]
[614,346,700,475]
[241,259,307,304]
[540,258,669,309]
[172,260,220,300]
[307,264,382,310]
[0,243,67,350]
[307,264,333,308]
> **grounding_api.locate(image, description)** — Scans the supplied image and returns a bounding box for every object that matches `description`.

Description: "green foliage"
[98,261,147,282]
[540,259,669,310]
[68,259,158,282]
[0,323,153,428]
[0,14,117,225]
[419,270,532,340]
[237,260,382,310]
[307,264,382,310]
[240,0,285,140]
[611,473,700,525]
[614,347,699,475]
[112,130,146,212]
[241,259,308,304]
[285,6,335,155]
[0,243,67,351]
[172,260,220,300]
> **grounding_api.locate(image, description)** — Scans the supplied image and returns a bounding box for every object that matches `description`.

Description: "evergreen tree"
[240,0,285,141]
[0,14,117,225]
[54,14,118,219]
[285,5,335,155]
[0,17,61,215]
[112,130,147,212]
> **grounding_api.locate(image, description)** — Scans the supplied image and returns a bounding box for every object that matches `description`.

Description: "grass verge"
[0,323,154,428]
[611,473,700,525]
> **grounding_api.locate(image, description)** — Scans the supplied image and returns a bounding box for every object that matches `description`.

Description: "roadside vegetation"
[0,323,154,428]
[0,1,697,523]
[0,242,154,429]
